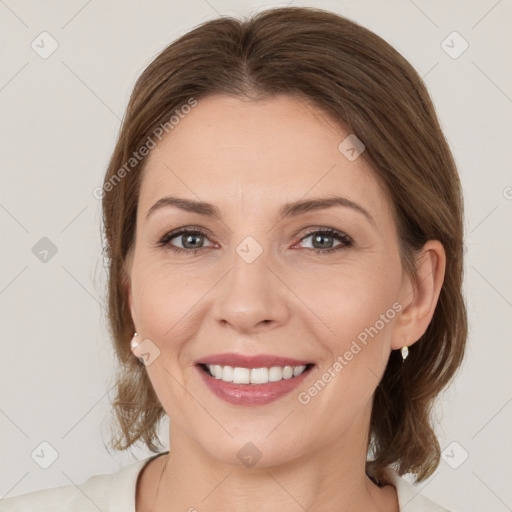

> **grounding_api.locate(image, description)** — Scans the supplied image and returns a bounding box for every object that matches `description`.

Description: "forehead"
[138,94,389,222]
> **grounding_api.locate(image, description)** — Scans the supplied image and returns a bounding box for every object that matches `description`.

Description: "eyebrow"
[146,195,375,226]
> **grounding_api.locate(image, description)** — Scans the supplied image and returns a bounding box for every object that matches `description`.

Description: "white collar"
[381,467,451,511]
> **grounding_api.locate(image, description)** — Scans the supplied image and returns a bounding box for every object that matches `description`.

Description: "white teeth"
[282,366,293,379]
[206,364,308,384]
[268,366,283,382]
[293,365,306,376]
[213,365,223,379]
[222,365,233,382]
[233,367,250,384]
[250,367,268,384]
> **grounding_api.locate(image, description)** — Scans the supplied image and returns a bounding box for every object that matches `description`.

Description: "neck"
[151,420,398,512]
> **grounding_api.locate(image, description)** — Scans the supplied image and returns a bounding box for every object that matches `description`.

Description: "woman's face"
[127,94,412,466]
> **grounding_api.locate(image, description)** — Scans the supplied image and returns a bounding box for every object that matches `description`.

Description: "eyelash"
[157,226,354,256]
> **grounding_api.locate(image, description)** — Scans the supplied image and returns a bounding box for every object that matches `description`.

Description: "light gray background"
[1,1,511,510]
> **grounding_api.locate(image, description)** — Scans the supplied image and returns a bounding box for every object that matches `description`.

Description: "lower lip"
[196,365,313,406]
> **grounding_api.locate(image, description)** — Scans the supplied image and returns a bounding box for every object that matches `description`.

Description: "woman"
[1,6,466,512]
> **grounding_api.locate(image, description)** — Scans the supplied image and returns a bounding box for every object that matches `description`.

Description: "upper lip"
[196,353,313,368]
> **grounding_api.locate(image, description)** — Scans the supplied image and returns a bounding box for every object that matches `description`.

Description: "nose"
[211,247,292,335]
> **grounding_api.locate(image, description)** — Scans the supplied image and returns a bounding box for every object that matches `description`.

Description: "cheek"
[297,258,400,337]
[130,260,203,420]
[293,269,401,427]
[287,257,402,399]
[131,257,205,341]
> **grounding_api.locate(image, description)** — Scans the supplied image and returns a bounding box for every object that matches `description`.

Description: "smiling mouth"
[199,363,314,385]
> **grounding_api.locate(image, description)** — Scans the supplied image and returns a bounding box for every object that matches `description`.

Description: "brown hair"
[101,6,467,483]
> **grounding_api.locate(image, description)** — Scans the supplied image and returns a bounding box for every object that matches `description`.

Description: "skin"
[125,94,446,512]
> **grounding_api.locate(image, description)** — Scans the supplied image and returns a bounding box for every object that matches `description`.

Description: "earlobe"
[392,240,446,350]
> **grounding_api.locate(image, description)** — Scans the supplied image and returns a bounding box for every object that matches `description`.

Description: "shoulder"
[0,472,117,512]
[382,467,453,512]
[0,482,79,512]
[0,454,164,512]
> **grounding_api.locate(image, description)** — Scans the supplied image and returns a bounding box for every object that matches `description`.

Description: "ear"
[391,240,446,350]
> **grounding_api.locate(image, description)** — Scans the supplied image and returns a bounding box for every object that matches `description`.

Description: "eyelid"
[297,226,351,240]
[293,226,353,249]
[158,225,214,242]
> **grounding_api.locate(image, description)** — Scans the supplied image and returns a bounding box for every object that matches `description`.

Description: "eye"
[296,228,353,254]
[157,226,354,256]
[158,227,214,255]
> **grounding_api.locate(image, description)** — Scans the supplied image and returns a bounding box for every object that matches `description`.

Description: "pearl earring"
[401,345,409,363]
[130,332,139,351]
[130,332,146,364]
